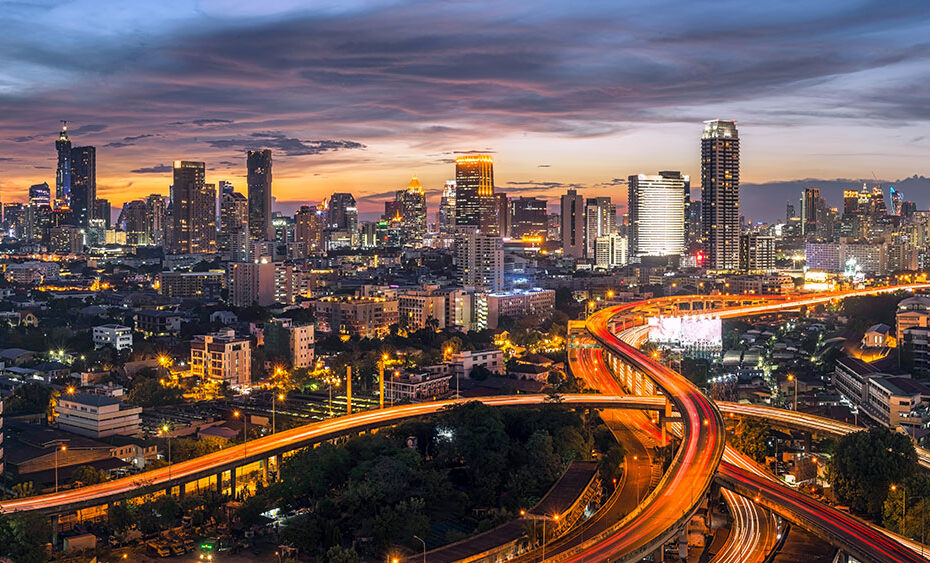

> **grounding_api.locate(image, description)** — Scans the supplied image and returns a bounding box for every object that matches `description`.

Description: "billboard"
[648,316,722,348]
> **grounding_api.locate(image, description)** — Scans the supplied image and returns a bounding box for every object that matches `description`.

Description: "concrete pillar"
[263,458,270,484]
[230,468,237,498]
[653,544,664,562]
[51,515,59,548]
[216,472,223,494]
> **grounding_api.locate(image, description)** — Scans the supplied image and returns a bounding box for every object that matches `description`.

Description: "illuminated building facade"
[455,226,504,291]
[295,204,325,255]
[584,197,616,257]
[190,329,251,387]
[438,180,457,235]
[509,197,548,241]
[220,190,249,259]
[55,122,71,204]
[628,172,688,261]
[700,119,740,270]
[144,194,168,247]
[70,145,96,227]
[399,176,428,241]
[454,154,497,235]
[168,161,216,254]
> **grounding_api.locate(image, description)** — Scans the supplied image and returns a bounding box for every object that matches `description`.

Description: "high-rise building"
[29,183,51,206]
[70,145,96,227]
[890,186,903,216]
[496,193,509,237]
[144,194,168,247]
[228,259,294,307]
[700,119,740,270]
[220,190,249,260]
[739,233,776,272]
[399,176,428,241]
[93,199,111,229]
[327,192,358,232]
[454,154,497,235]
[438,181,457,235]
[247,149,273,241]
[801,187,827,237]
[55,122,72,204]
[168,161,216,254]
[454,226,504,291]
[509,197,548,241]
[295,204,325,255]
[584,197,616,257]
[595,233,629,270]
[119,200,149,245]
[560,189,585,258]
[628,172,688,261]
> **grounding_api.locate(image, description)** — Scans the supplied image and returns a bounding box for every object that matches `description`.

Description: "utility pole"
[346,365,352,415]
[379,354,388,409]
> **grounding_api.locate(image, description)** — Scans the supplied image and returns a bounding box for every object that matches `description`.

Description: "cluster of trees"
[248,403,610,559]
[829,427,918,517]
[126,368,184,407]
[3,381,52,415]
[730,418,772,464]
[109,491,228,535]
[0,513,50,563]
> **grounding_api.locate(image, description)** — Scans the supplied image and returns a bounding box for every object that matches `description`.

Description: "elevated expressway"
[573,285,930,563]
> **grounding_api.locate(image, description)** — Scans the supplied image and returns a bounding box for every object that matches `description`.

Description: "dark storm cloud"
[205,132,364,157]
[130,164,172,174]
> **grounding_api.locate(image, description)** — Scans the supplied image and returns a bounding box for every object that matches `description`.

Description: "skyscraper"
[220,190,249,259]
[438,181,457,235]
[454,226,503,291]
[509,197,548,241]
[295,204,325,255]
[327,193,358,231]
[145,194,168,247]
[628,172,688,261]
[454,154,497,235]
[399,176,427,241]
[70,145,96,227]
[119,200,149,245]
[247,149,273,241]
[560,189,584,258]
[29,183,50,206]
[169,161,216,254]
[801,187,826,237]
[93,199,111,229]
[584,197,616,257]
[890,186,903,216]
[55,122,72,205]
[700,119,740,270]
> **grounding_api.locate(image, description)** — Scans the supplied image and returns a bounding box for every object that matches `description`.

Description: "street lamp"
[272,393,285,433]
[55,444,67,492]
[233,410,248,458]
[787,374,798,411]
[892,484,907,535]
[379,354,389,409]
[412,535,426,563]
[158,424,173,479]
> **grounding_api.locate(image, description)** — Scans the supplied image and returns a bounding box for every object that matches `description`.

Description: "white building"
[398,290,448,330]
[628,172,688,261]
[479,288,556,330]
[92,324,133,351]
[386,372,452,402]
[190,329,252,387]
[454,226,504,291]
[265,318,315,369]
[595,234,629,270]
[56,393,142,438]
[452,349,505,380]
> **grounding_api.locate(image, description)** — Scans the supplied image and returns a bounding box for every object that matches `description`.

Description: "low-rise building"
[190,329,252,387]
[452,349,505,380]
[156,270,225,299]
[264,318,315,369]
[386,372,452,402]
[313,296,399,338]
[134,310,183,336]
[56,393,142,438]
[478,288,556,330]
[92,324,133,351]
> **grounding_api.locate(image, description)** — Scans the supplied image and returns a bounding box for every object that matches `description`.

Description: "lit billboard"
[649,316,722,348]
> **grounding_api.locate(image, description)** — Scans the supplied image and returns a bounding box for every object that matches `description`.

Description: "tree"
[127,376,184,407]
[829,428,918,516]
[70,464,108,486]
[3,382,52,415]
[0,513,51,563]
[729,418,770,464]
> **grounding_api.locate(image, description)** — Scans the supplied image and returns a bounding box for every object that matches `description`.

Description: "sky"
[2,0,930,221]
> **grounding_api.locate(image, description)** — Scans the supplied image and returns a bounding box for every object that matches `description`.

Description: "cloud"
[169,118,234,126]
[205,132,365,156]
[105,133,155,148]
[130,163,172,174]
[69,123,107,135]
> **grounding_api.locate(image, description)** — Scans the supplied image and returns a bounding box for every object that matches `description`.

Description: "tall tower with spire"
[55,121,72,205]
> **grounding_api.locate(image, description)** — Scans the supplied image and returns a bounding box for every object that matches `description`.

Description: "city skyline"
[2,1,930,218]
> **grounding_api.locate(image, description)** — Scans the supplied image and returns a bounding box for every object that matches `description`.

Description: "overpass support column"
[215,472,223,494]
[50,515,59,548]
[263,458,270,484]
[653,544,665,562]
[230,468,237,498]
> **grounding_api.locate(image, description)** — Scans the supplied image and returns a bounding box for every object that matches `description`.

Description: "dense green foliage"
[3,381,52,415]
[257,403,606,559]
[829,428,918,516]
[730,418,771,463]
[883,473,930,539]
[126,373,184,407]
[0,513,51,563]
